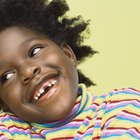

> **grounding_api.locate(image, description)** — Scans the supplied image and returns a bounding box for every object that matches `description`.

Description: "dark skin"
[0,27,79,123]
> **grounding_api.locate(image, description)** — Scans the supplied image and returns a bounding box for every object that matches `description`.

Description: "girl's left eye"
[29,45,44,57]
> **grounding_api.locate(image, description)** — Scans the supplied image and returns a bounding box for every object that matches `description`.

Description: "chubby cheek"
[42,50,78,96]
[46,51,78,83]
[1,84,23,111]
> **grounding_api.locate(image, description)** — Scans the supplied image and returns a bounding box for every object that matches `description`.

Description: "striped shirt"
[0,84,140,139]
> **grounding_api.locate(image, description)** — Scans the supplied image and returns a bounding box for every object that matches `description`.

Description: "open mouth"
[31,75,58,103]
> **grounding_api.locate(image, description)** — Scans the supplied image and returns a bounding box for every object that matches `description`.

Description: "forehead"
[0,27,47,68]
[0,27,38,50]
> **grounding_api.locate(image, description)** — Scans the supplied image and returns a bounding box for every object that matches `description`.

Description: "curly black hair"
[0,0,97,87]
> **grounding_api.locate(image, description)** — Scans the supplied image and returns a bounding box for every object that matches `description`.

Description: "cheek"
[41,50,66,66]
[1,84,22,107]
[59,55,78,87]
[40,50,78,85]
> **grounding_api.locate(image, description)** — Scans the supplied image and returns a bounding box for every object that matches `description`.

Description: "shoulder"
[0,110,30,131]
[100,87,140,127]
[0,110,35,139]
[89,87,140,126]
[106,87,140,105]
[108,87,140,97]
[89,87,140,107]
[100,87,140,114]
[86,86,140,111]
[99,88,140,139]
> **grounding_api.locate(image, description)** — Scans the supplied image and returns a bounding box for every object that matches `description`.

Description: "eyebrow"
[19,36,45,48]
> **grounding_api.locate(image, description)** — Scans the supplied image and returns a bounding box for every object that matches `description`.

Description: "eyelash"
[28,44,45,57]
[0,71,15,85]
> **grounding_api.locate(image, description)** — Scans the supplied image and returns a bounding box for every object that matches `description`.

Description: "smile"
[29,72,59,103]
[33,78,57,102]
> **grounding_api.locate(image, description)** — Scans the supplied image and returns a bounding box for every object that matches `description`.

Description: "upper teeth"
[34,79,57,101]
[39,88,45,94]
[48,83,52,87]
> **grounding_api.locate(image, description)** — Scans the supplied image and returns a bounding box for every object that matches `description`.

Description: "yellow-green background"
[67,0,140,95]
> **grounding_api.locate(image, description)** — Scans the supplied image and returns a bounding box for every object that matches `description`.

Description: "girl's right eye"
[0,72,15,85]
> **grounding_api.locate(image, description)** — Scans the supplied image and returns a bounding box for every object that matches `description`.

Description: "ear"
[61,43,77,66]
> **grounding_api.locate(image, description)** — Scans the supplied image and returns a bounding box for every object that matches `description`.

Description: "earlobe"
[61,43,77,66]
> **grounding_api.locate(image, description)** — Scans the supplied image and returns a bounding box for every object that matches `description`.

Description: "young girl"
[0,0,139,139]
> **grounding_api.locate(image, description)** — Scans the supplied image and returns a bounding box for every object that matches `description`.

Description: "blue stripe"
[83,106,97,113]
[43,126,79,133]
[1,130,29,136]
[102,131,140,139]
[109,90,140,97]
[104,103,139,115]
[2,117,26,124]
[31,135,44,139]
[43,126,80,134]
[74,132,92,140]
[116,115,140,123]
[11,132,29,135]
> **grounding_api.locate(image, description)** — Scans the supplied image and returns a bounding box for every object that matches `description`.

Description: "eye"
[0,72,15,85]
[29,45,44,57]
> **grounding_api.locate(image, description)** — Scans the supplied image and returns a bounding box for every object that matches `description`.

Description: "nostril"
[33,68,40,75]
[22,66,40,84]
[24,77,30,83]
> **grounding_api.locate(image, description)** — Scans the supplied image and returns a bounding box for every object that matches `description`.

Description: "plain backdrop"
[66,0,140,95]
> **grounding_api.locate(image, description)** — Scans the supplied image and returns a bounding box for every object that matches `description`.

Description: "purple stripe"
[0,126,9,131]
[107,100,140,111]
[41,122,81,135]
[103,128,140,138]
[0,135,9,140]
[9,127,29,134]
[103,118,115,129]
[76,127,93,138]
[118,112,140,122]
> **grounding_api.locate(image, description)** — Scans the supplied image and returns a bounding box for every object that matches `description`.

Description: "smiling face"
[0,27,78,123]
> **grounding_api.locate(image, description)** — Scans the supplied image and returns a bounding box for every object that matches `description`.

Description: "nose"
[19,62,41,84]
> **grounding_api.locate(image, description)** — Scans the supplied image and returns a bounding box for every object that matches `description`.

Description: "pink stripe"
[102,111,140,130]
[107,100,140,110]
[0,115,10,121]
[67,122,82,127]
[103,117,114,129]
[84,103,99,112]
[40,123,81,135]
[1,114,22,123]
[9,127,29,133]
[111,88,140,94]
[76,127,93,138]
[119,111,140,121]
[0,126,8,131]
[90,104,99,109]
[104,128,140,137]
[125,88,140,93]
[0,135,8,140]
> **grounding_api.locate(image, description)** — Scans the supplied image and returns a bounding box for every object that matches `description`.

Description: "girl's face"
[0,27,78,123]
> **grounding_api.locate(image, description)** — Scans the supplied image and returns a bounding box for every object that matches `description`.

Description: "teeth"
[52,80,56,85]
[39,88,45,94]
[37,93,41,97]
[33,79,57,102]
[48,83,52,87]
[34,96,38,101]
